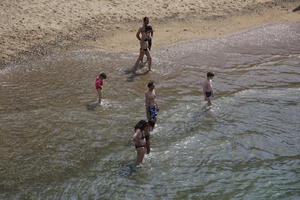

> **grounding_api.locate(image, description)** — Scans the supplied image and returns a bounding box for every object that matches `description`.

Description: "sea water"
[0,22,299,200]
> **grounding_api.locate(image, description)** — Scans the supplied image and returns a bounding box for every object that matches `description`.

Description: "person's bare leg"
[136,148,145,164]
[207,98,212,106]
[97,89,102,104]
[141,53,145,63]
[134,49,145,73]
[145,50,152,71]
[153,117,157,124]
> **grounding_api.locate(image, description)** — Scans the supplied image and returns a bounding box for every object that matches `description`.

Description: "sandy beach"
[0,0,299,67]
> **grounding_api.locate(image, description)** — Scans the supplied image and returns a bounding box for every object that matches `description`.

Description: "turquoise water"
[0,22,299,199]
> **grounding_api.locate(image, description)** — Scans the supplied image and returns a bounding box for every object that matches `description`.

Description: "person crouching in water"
[134,17,152,72]
[95,73,107,105]
[132,120,148,165]
[145,81,159,124]
[202,72,214,106]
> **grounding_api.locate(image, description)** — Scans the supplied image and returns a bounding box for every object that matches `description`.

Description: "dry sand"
[0,0,299,67]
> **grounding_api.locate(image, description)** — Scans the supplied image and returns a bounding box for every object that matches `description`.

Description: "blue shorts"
[147,106,157,120]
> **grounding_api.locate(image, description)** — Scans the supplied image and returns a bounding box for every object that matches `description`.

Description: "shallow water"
[0,22,300,200]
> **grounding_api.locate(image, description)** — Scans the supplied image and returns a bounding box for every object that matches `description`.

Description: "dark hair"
[207,72,214,78]
[134,120,148,131]
[148,119,155,128]
[147,81,154,88]
[100,73,107,79]
[143,17,149,23]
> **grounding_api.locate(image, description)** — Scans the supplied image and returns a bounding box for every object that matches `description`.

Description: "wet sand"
[0,0,299,67]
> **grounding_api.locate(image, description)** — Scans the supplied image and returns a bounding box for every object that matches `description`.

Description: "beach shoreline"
[0,0,299,68]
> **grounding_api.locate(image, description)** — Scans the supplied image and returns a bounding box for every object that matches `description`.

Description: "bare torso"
[203,79,213,92]
[133,129,146,147]
[145,89,156,106]
[138,26,148,49]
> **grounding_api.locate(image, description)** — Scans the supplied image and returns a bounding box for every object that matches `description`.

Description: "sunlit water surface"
[0,22,300,199]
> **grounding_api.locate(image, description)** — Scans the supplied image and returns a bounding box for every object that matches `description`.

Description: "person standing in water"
[132,120,148,165]
[134,17,153,72]
[202,72,215,106]
[95,73,107,104]
[145,81,159,123]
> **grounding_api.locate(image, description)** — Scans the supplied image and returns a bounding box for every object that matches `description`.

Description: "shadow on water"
[119,161,139,176]
[126,71,150,82]
[188,104,213,121]
[86,99,112,110]
[86,102,99,111]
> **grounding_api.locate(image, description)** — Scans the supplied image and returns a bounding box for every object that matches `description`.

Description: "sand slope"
[0,0,299,66]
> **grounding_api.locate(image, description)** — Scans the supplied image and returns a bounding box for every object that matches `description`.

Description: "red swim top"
[95,77,103,89]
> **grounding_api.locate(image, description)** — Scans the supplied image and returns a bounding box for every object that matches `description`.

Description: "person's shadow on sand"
[293,5,300,12]
[124,62,150,82]
[126,70,150,82]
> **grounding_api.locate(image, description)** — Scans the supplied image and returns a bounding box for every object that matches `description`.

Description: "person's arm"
[150,28,153,38]
[203,81,208,93]
[211,83,214,97]
[146,140,150,154]
[145,92,148,106]
[136,28,142,41]
[155,101,159,111]
[202,81,209,100]
[100,79,103,89]
[132,130,140,143]
[154,90,159,111]
[144,129,150,154]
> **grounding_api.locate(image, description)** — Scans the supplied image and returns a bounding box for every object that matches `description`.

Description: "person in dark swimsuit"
[132,120,148,164]
[133,17,153,72]
[202,72,215,106]
[145,25,153,50]
[205,91,213,98]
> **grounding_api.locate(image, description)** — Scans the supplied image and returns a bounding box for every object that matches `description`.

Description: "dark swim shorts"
[205,92,212,97]
[148,106,158,119]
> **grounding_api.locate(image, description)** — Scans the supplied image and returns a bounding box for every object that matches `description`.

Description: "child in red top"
[95,73,107,104]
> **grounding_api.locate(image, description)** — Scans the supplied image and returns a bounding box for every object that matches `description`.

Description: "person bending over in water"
[134,17,152,72]
[95,73,107,104]
[145,81,159,123]
[202,72,214,106]
[132,120,148,165]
